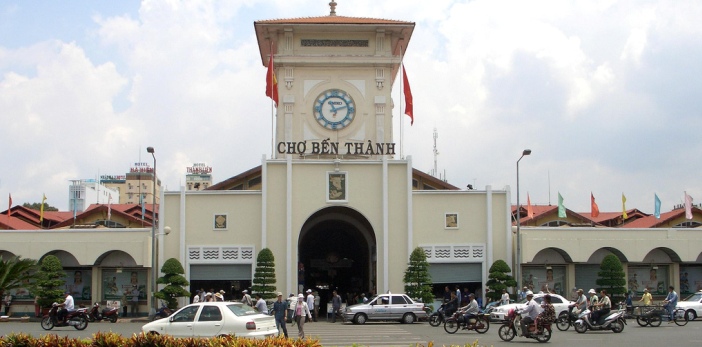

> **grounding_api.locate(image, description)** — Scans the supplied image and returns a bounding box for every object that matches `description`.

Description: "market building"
[1,3,702,317]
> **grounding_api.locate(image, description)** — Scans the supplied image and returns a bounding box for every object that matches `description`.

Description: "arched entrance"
[299,206,376,301]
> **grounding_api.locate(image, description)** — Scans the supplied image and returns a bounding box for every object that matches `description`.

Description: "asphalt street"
[0,319,699,346]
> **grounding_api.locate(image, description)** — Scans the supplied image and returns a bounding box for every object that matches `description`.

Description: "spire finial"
[329,0,337,16]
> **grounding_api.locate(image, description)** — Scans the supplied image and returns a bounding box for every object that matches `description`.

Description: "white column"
[382,156,389,293]
[286,156,293,295]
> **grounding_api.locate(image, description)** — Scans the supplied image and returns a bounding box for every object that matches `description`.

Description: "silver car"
[344,293,428,324]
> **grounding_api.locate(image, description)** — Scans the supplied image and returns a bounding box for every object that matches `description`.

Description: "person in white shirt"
[192,290,200,303]
[519,291,540,336]
[293,294,312,339]
[501,289,510,305]
[306,289,315,322]
[58,291,75,321]
[255,294,268,314]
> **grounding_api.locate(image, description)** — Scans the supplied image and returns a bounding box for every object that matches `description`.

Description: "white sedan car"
[490,293,573,321]
[142,302,278,339]
[677,291,702,321]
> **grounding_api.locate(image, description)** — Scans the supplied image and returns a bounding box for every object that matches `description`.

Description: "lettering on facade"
[130,162,153,173]
[100,175,126,181]
[187,163,213,174]
[277,140,396,156]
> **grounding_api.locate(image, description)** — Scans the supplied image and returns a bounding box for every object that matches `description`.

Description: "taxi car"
[142,302,278,339]
[344,293,428,324]
[489,293,573,321]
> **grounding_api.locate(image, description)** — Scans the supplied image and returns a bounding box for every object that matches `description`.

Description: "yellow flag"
[621,193,628,219]
[40,194,47,222]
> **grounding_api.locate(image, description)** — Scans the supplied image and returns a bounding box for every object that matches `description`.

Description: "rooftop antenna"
[329,0,337,16]
[432,128,439,178]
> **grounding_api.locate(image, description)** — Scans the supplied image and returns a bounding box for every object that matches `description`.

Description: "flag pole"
[269,41,275,159]
[400,45,404,159]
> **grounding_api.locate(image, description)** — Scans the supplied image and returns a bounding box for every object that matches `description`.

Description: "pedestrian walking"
[293,294,312,339]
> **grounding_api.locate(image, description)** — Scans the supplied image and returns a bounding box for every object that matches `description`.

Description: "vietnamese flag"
[265,53,279,107]
[591,193,600,218]
[402,65,414,125]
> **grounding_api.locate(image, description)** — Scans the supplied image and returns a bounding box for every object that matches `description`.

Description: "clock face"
[313,89,356,130]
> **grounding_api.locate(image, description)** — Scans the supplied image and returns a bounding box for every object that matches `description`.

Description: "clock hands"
[327,100,348,117]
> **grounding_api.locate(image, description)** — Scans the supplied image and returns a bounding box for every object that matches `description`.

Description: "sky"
[1,0,702,214]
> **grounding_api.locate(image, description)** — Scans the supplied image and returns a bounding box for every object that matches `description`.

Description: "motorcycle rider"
[571,289,587,316]
[461,293,480,328]
[446,291,459,316]
[57,291,75,322]
[519,291,540,337]
[591,289,611,324]
[537,294,556,329]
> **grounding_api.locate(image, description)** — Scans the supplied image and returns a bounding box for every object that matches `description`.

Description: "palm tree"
[0,256,38,299]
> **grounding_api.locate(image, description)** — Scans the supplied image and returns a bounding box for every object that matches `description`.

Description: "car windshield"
[682,293,702,302]
[225,303,258,316]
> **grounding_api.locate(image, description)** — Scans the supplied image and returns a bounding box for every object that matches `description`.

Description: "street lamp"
[516,149,531,291]
[146,146,157,318]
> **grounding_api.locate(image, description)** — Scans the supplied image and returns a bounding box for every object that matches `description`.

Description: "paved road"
[0,319,700,346]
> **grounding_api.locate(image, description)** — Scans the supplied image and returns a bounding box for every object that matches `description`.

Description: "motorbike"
[573,303,626,333]
[151,302,173,321]
[429,302,454,327]
[87,302,119,323]
[41,303,89,331]
[443,309,490,334]
[498,308,552,343]
[556,303,582,331]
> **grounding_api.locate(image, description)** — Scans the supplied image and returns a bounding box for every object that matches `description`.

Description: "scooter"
[498,308,552,343]
[151,302,173,321]
[573,303,626,333]
[40,303,89,330]
[87,302,119,323]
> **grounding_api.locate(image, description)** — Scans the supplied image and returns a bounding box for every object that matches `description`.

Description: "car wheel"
[354,313,367,324]
[402,313,415,324]
[574,321,587,333]
[685,310,696,321]
[498,324,515,341]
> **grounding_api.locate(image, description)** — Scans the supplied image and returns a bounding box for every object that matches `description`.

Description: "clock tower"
[254,2,414,159]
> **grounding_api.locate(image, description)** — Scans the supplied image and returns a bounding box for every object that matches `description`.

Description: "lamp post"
[516,149,531,291]
[146,146,157,318]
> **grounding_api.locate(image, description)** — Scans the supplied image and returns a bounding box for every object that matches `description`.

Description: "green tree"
[22,202,59,211]
[485,259,517,302]
[0,256,38,300]
[154,258,190,310]
[596,254,627,301]
[251,248,276,300]
[403,247,433,305]
[35,255,66,308]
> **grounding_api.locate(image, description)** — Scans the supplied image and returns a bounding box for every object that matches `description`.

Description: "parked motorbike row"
[429,301,630,343]
[87,302,120,323]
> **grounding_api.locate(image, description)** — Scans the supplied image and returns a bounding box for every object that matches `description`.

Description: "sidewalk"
[0,316,150,323]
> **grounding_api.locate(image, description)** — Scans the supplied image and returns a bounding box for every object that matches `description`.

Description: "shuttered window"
[428,263,482,283]
[190,264,251,281]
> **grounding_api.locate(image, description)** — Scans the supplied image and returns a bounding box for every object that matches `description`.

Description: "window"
[198,306,222,322]
[541,220,569,227]
[172,306,199,322]
[391,296,408,305]
[675,221,702,228]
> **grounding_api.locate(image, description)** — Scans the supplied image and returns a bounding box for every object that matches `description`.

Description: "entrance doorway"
[298,207,376,314]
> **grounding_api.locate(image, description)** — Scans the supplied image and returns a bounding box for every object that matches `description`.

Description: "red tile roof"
[0,216,40,230]
[255,15,414,25]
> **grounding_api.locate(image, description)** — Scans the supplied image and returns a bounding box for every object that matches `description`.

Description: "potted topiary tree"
[154,258,190,310]
[35,255,66,313]
[403,247,433,308]
[251,248,277,300]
